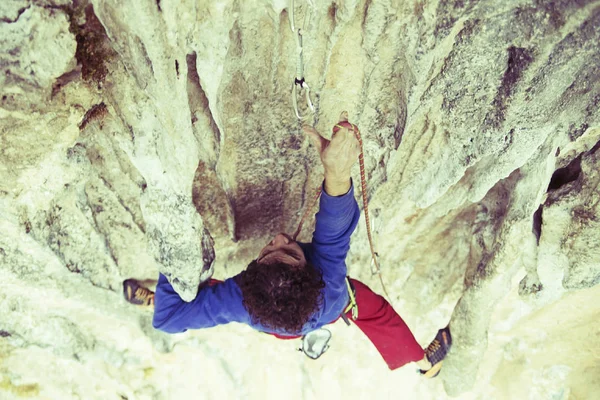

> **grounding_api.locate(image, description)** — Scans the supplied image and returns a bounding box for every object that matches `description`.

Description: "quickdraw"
[289,0,315,120]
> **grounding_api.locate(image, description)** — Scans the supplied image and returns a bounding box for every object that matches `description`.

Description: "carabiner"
[370,252,382,275]
[292,79,315,120]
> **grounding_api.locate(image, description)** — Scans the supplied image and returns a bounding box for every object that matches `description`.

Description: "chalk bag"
[300,328,332,360]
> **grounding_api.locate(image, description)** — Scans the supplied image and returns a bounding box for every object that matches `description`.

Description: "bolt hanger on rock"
[289,0,315,120]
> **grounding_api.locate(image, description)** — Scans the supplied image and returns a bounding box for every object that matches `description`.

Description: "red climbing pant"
[208,277,424,370]
[345,278,424,370]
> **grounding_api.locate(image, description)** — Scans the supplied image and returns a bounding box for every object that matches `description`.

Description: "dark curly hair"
[235,260,325,334]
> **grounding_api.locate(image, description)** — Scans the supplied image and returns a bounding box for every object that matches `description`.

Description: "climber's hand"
[302,111,359,196]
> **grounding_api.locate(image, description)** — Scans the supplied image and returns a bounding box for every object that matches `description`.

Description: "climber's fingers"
[331,125,359,154]
[302,124,328,153]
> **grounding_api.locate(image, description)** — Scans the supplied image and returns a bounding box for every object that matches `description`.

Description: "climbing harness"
[299,328,332,359]
[293,120,391,301]
[342,277,358,324]
[289,0,315,120]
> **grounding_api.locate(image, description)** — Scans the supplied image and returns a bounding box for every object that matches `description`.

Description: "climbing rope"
[292,121,391,300]
[287,1,389,299]
[289,0,315,120]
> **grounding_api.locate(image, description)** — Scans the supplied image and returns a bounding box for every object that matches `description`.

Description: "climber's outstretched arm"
[152,273,248,333]
[308,183,360,284]
[302,112,361,285]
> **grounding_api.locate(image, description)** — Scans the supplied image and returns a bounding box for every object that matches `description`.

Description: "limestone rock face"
[1,0,599,399]
[1,4,75,89]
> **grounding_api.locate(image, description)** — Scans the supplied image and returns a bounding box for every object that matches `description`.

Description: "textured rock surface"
[1,0,599,398]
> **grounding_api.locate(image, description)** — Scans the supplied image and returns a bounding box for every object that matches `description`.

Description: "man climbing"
[124,112,451,377]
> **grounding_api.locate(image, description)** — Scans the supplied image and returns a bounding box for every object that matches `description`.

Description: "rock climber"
[123,112,451,377]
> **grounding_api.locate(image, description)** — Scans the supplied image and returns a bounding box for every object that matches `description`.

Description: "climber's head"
[257,233,306,267]
[235,233,325,334]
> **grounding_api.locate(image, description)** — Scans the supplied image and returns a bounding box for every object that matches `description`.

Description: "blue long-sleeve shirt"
[152,183,360,336]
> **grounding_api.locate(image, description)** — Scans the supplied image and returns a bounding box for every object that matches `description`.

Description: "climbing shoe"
[420,326,452,378]
[123,279,155,307]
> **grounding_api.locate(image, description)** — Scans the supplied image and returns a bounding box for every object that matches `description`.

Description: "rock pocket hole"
[547,155,582,191]
[532,205,543,245]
